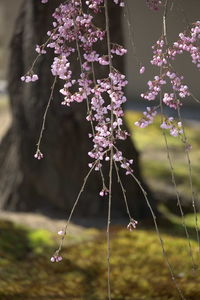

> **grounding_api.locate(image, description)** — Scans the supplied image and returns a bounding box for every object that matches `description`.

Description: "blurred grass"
[125,110,200,199]
[1,219,200,300]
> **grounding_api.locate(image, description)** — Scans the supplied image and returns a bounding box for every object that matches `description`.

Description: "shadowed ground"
[1,213,200,300]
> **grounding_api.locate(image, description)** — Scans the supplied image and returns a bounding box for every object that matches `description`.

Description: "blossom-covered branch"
[136,21,200,137]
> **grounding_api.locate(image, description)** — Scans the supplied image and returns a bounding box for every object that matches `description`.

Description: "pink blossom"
[34,149,44,160]
[113,0,125,7]
[99,188,109,197]
[135,106,157,128]
[163,93,182,109]
[160,118,183,137]
[139,66,145,74]
[127,219,138,231]
[50,255,63,262]
[21,74,39,82]
[58,230,64,236]
[111,44,127,56]
[98,56,110,65]
[35,45,47,54]
[146,0,162,10]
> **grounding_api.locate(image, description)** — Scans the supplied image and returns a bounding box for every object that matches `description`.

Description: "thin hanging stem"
[25,27,59,76]
[123,1,141,68]
[194,194,200,255]
[161,121,196,270]
[193,194,200,256]
[161,2,196,270]
[177,106,200,257]
[114,160,132,220]
[36,76,57,153]
[129,172,186,300]
[57,159,98,253]
[105,0,114,299]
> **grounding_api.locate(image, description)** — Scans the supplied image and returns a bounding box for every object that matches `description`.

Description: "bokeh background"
[1,1,200,299]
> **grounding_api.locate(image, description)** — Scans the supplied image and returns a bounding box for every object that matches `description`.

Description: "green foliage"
[1,220,200,299]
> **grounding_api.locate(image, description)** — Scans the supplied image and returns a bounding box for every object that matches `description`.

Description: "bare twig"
[129,172,186,300]
[177,106,200,258]
[114,160,132,220]
[36,76,57,153]
[57,160,98,252]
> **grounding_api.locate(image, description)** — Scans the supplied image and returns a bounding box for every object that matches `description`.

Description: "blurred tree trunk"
[0,0,157,219]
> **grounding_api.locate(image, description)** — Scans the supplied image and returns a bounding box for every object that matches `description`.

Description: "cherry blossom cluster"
[111,43,127,56]
[25,0,133,175]
[141,75,166,101]
[127,219,138,231]
[146,0,162,11]
[49,230,65,262]
[135,106,157,128]
[35,44,47,54]
[113,0,125,7]
[50,254,63,262]
[169,21,200,68]
[162,93,182,109]
[21,74,38,82]
[87,71,132,172]
[165,71,190,99]
[40,0,125,8]
[137,30,200,136]
[160,118,183,137]
[113,150,133,175]
[151,38,166,67]
[99,187,109,197]
[21,4,138,252]
[85,0,124,10]
[34,149,44,160]
[85,0,104,13]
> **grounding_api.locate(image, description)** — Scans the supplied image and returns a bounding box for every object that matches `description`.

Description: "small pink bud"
[57,256,63,262]
[25,76,32,83]
[127,219,138,231]
[139,66,145,74]
[32,74,39,81]
[58,230,64,236]
[34,150,44,160]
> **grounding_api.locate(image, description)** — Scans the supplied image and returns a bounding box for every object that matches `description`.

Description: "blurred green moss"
[27,229,54,254]
[0,220,30,260]
[125,110,200,197]
[1,219,200,299]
